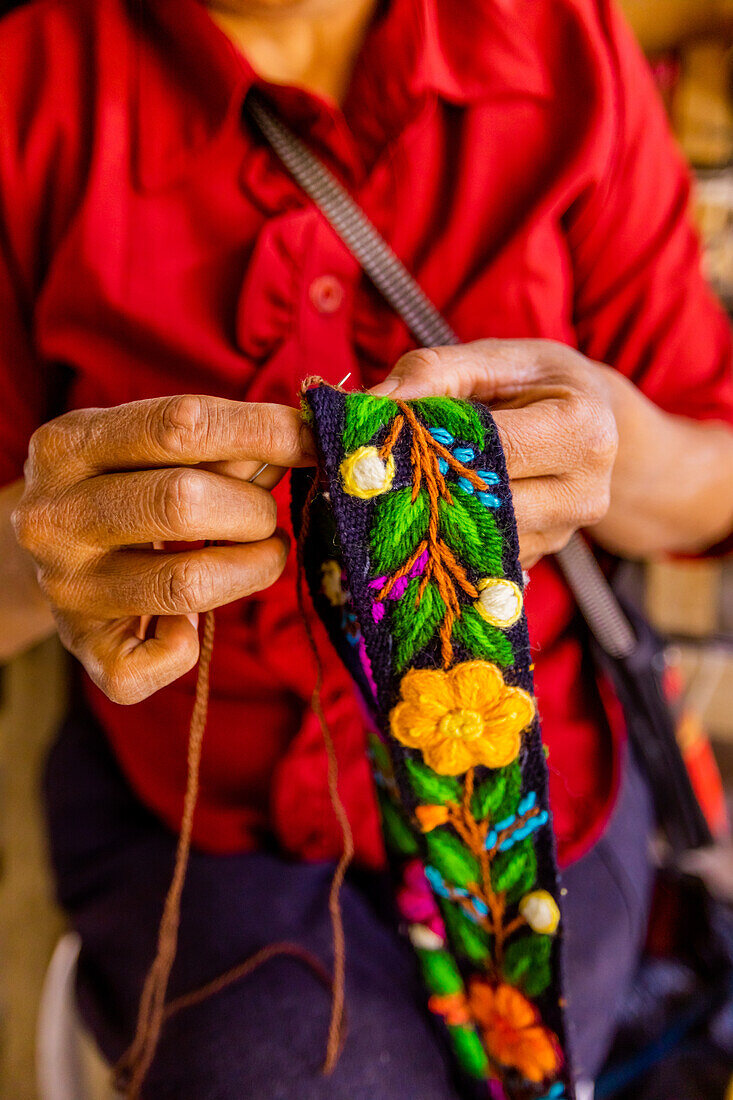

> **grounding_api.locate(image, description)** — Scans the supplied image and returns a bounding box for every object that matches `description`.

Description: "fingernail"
[186,613,199,630]
[369,376,400,397]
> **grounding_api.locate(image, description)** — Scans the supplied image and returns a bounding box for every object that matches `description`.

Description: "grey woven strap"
[245,88,636,659]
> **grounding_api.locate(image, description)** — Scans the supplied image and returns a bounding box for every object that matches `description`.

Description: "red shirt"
[1,0,731,868]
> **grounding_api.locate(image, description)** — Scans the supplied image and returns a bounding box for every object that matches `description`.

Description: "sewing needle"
[247,371,353,484]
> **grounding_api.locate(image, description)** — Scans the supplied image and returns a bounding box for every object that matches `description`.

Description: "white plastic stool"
[36,932,119,1100]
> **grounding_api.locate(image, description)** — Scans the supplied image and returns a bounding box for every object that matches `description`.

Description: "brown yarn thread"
[162,942,334,1020]
[115,468,353,1097]
[295,471,355,1075]
[114,607,216,1098]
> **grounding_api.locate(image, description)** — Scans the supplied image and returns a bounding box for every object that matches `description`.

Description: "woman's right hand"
[11,394,314,704]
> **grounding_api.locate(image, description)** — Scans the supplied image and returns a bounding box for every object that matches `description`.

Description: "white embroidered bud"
[475,578,523,629]
[340,446,395,499]
[519,890,561,935]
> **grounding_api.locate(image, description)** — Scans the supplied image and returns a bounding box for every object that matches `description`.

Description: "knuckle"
[26,420,57,468]
[245,403,282,461]
[28,413,84,468]
[154,395,210,457]
[96,662,136,706]
[10,499,34,548]
[159,556,212,614]
[584,405,619,467]
[10,496,52,557]
[156,468,207,536]
[501,429,528,476]
[394,347,443,383]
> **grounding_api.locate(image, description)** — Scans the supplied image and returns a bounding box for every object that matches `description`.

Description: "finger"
[199,458,287,491]
[508,476,609,534]
[27,396,316,485]
[493,403,580,479]
[59,613,202,705]
[516,527,574,569]
[369,340,581,402]
[61,467,279,548]
[47,534,291,618]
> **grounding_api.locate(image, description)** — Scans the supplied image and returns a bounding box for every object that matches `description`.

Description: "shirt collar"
[133,0,550,192]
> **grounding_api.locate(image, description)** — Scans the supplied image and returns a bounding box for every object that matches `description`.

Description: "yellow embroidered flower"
[475,578,523,629]
[389,661,534,776]
[340,446,395,499]
[519,890,561,935]
[468,980,561,1083]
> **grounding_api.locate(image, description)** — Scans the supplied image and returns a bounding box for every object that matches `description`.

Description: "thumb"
[368,340,539,401]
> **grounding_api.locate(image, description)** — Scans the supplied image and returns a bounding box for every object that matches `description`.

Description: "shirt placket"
[295,212,363,388]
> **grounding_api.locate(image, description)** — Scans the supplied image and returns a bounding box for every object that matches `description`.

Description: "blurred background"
[0,1,732,1098]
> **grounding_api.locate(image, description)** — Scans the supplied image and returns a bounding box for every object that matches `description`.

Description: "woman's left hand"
[370,339,619,568]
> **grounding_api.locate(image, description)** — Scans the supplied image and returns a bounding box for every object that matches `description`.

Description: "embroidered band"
[292,383,573,1100]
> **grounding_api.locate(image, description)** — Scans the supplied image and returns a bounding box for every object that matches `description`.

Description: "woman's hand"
[11,395,315,704]
[371,339,619,568]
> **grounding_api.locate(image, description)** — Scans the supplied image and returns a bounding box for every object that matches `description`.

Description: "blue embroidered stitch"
[539,1084,567,1100]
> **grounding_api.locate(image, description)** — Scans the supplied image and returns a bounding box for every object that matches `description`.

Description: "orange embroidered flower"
[415,805,450,832]
[389,661,534,776]
[468,980,561,1083]
[428,991,472,1026]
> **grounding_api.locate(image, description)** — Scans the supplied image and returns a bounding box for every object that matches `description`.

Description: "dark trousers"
[44,711,655,1099]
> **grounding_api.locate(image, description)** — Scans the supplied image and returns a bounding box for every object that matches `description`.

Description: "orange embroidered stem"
[437,540,478,599]
[378,413,404,459]
[463,767,476,815]
[378,539,428,600]
[410,429,423,502]
[487,891,508,966]
[503,914,528,940]
[426,434,493,491]
[439,605,456,666]
[390,400,490,667]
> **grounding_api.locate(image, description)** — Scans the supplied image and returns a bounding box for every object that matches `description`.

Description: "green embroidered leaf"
[411,396,485,448]
[370,488,429,576]
[491,761,523,824]
[378,796,419,857]
[425,829,481,891]
[470,769,509,823]
[438,487,504,576]
[417,948,464,995]
[404,758,462,804]
[453,605,514,668]
[491,837,538,905]
[392,577,446,673]
[446,1025,490,1078]
[502,932,553,998]
[440,899,491,965]
[343,394,398,452]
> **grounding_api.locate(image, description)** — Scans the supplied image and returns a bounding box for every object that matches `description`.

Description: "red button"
[309,274,345,314]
